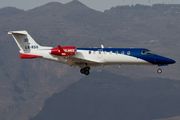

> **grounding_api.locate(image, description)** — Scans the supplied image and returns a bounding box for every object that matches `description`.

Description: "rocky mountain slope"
[0,1,179,120]
[154,116,180,120]
[30,71,180,120]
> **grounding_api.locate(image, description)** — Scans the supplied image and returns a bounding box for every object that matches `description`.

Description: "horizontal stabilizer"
[20,53,42,59]
[8,31,27,35]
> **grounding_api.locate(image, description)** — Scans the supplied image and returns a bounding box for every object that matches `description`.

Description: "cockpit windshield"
[142,50,154,55]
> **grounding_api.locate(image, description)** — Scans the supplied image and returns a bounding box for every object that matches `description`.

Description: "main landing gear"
[157,68,162,74]
[80,67,90,75]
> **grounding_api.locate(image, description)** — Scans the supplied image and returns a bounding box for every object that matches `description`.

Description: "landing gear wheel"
[157,68,162,74]
[80,67,91,75]
[80,68,85,74]
[85,67,90,71]
[84,70,90,75]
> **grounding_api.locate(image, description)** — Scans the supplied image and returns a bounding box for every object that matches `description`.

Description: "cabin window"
[142,50,154,55]
[127,51,130,55]
[116,51,118,54]
[121,51,124,54]
[89,51,91,54]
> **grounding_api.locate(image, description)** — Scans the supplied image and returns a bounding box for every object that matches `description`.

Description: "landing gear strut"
[80,67,90,75]
[157,68,162,74]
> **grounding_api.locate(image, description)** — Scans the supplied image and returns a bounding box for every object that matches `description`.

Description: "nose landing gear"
[157,68,162,74]
[80,67,90,75]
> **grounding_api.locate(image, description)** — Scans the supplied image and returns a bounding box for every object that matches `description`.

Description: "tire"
[85,67,90,71]
[84,70,90,75]
[157,68,162,74]
[80,68,85,74]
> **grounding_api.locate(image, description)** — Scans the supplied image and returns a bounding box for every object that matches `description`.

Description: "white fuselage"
[29,49,151,67]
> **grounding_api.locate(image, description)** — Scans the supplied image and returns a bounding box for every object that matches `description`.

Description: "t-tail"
[8,30,52,58]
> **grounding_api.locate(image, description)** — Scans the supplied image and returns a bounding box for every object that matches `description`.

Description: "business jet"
[8,31,176,75]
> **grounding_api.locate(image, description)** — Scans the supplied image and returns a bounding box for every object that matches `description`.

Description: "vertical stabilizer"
[8,31,40,53]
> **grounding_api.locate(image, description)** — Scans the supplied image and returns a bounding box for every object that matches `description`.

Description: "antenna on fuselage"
[101,45,104,48]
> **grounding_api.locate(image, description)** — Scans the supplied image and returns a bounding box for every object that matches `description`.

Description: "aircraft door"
[97,49,103,58]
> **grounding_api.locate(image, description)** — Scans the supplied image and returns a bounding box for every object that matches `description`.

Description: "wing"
[66,56,101,67]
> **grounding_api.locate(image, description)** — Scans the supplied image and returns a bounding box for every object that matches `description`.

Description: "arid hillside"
[0,1,179,120]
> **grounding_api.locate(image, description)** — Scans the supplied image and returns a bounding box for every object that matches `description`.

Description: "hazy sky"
[1,0,180,11]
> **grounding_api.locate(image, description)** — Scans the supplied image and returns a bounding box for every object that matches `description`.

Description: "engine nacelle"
[51,46,76,57]
[62,46,76,56]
